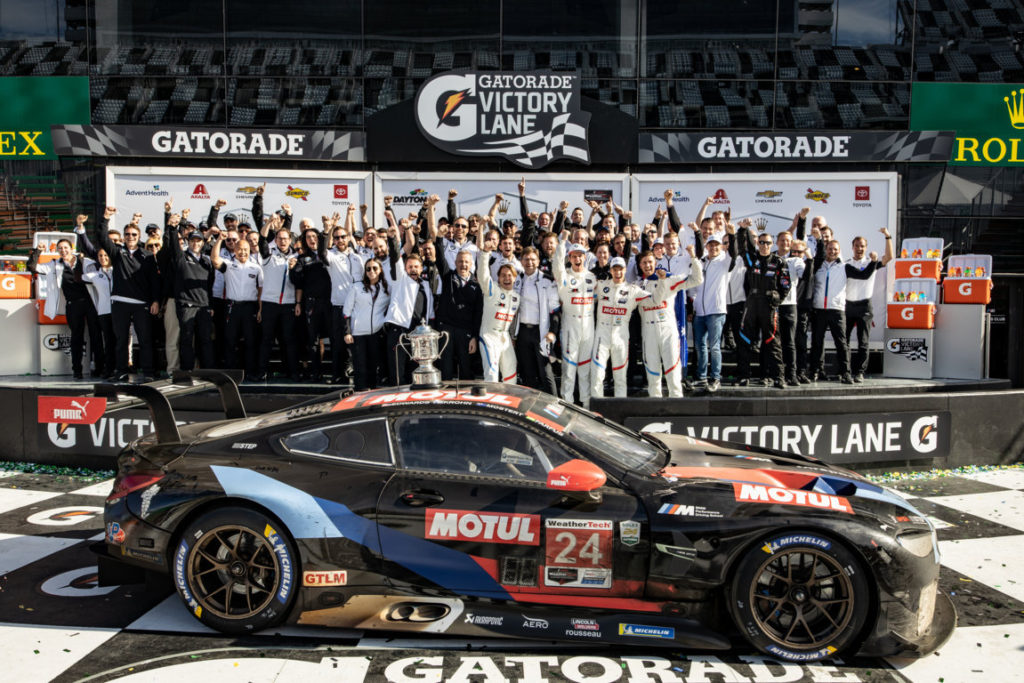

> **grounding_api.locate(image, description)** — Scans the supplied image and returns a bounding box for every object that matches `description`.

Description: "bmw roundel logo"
[603,286,610,293]
[500,293,506,300]
[570,278,577,286]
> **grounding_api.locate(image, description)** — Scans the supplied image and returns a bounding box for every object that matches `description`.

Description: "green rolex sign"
[911,82,1024,166]
[0,76,91,159]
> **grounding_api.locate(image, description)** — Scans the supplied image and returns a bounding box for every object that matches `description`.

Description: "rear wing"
[37,370,245,444]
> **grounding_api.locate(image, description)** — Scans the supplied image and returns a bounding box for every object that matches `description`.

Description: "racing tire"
[728,531,870,662]
[172,506,298,634]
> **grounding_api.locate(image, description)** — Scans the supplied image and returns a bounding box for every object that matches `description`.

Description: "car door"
[376,410,648,601]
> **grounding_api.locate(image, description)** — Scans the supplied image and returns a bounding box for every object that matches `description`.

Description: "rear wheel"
[173,507,298,634]
[728,531,870,661]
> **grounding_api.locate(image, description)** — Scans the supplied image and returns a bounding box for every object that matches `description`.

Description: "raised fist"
[215,199,227,208]
[448,188,458,200]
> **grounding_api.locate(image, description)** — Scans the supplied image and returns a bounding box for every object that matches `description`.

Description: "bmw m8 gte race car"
[80,373,954,662]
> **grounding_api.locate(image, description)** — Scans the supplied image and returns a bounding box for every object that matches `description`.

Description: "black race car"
[87,374,954,662]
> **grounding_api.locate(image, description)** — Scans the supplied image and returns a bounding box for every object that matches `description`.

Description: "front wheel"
[728,531,870,662]
[173,506,298,634]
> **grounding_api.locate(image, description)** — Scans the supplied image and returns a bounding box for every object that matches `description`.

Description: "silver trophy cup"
[398,323,450,387]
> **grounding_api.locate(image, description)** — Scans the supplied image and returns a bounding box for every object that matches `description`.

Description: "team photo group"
[31,179,893,407]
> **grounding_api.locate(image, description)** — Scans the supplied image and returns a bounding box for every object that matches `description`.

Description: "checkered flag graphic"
[459,112,591,168]
[872,131,954,162]
[307,131,366,162]
[904,344,928,362]
[638,133,689,163]
[50,125,132,157]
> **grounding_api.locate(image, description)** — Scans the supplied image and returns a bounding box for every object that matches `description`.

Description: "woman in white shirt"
[343,258,390,391]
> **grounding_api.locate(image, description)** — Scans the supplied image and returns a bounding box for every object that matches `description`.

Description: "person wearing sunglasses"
[736,219,791,389]
[343,258,390,391]
[96,206,160,382]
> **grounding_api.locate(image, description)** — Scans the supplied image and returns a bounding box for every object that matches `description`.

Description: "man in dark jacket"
[736,221,791,389]
[97,206,160,381]
[164,212,215,371]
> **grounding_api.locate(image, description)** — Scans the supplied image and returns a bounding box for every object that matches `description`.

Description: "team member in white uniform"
[477,227,521,384]
[256,215,299,380]
[553,239,598,407]
[591,257,651,398]
[212,234,263,378]
[344,259,390,391]
[636,246,703,397]
[325,207,365,384]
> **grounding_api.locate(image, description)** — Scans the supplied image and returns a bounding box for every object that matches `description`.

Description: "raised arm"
[447,188,458,225]
[880,226,894,265]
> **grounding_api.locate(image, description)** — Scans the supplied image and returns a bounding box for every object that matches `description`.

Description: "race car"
[84,373,954,662]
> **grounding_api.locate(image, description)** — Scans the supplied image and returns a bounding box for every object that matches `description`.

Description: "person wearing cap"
[164,217,215,371]
[552,237,598,407]
[690,226,740,392]
[145,223,161,239]
[636,246,703,397]
[476,220,520,384]
[591,256,651,398]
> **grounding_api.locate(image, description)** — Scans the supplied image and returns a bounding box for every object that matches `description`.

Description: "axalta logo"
[711,189,729,203]
[425,509,540,545]
[285,185,309,201]
[910,415,939,453]
[805,188,830,203]
[733,483,853,514]
[191,183,209,199]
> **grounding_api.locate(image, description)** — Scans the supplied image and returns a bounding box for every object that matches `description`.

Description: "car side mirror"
[547,459,606,492]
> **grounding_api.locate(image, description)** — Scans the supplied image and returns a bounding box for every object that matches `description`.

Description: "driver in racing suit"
[553,238,597,407]
[637,245,703,397]
[477,228,521,384]
[591,256,652,398]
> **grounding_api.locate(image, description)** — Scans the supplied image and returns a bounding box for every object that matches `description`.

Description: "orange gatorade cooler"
[887,278,937,329]
[943,254,992,304]
[893,237,943,281]
[0,256,30,298]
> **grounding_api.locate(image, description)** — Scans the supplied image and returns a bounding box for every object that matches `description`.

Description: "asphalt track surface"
[2,465,1023,682]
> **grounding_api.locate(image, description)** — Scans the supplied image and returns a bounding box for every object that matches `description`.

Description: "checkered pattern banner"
[638,130,955,163]
[50,125,366,162]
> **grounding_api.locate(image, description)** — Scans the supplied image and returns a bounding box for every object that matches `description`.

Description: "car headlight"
[896,528,937,558]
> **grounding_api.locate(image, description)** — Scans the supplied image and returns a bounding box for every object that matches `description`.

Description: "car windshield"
[562,407,664,475]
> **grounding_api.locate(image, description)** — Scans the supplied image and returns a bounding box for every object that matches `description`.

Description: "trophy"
[398,323,450,387]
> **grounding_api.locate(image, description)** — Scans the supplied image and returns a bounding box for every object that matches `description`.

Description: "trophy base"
[411,365,443,388]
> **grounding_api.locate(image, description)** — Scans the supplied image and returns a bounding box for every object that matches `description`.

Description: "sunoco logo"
[414,70,591,169]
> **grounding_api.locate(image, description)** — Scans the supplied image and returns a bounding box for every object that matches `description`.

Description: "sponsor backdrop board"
[375,172,630,230]
[105,167,372,235]
[633,172,898,343]
[625,411,949,464]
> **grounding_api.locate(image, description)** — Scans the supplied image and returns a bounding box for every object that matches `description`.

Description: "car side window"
[281,418,392,465]
[394,414,573,482]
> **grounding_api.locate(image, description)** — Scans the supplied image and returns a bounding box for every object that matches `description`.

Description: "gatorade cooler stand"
[885,274,937,379]
[934,254,991,379]
[0,255,39,374]
[893,237,943,281]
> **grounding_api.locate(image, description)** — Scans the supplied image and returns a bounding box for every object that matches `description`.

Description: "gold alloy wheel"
[187,524,280,620]
[747,548,855,650]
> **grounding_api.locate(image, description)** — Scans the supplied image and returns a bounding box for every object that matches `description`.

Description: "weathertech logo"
[733,483,853,514]
[414,70,591,169]
[425,509,540,545]
[191,183,209,199]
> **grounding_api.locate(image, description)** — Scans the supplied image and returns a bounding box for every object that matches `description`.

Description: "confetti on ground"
[867,463,1024,484]
[0,461,115,481]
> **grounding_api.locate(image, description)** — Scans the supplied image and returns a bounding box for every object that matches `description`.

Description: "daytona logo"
[426,509,540,545]
[733,483,853,514]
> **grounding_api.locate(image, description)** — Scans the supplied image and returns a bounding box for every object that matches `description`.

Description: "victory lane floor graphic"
[1,466,1023,682]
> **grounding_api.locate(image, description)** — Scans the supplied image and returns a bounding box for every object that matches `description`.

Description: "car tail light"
[107,473,163,502]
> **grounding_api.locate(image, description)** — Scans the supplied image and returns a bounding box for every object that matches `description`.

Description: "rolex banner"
[414,71,591,169]
[910,82,1024,166]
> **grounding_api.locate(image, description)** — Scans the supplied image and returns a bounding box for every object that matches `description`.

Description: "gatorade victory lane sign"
[414,71,591,169]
